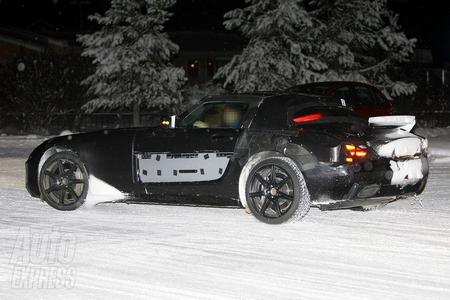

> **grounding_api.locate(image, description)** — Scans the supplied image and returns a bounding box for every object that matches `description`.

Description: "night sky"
[0,0,244,32]
[0,0,449,66]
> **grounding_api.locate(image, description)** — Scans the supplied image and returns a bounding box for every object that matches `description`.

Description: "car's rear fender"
[283,143,318,171]
[237,138,319,206]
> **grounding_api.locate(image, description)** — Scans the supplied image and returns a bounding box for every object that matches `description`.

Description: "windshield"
[179,102,249,129]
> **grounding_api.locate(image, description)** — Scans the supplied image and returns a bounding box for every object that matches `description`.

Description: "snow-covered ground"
[1,130,450,299]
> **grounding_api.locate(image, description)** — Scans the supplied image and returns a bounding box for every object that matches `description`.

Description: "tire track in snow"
[1,139,450,299]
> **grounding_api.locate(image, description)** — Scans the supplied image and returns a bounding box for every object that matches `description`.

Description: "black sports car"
[26,92,429,224]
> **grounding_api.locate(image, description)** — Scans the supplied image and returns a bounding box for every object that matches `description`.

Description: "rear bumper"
[317,177,427,210]
[306,155,429,209]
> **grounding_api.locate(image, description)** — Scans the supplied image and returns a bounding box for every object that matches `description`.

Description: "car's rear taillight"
[292,113,323,123]
[344,143,368,163]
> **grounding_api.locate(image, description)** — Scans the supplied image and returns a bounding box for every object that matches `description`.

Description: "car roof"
[202,92,334,106]
[287,81,377,93]
[200,94,265,104]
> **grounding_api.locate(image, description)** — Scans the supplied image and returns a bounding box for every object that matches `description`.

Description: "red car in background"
[286,81,395,119]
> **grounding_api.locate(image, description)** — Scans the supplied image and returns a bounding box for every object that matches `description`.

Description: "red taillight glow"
[344,144,368,162]
[355,149,368,158]
[292,113,323,123]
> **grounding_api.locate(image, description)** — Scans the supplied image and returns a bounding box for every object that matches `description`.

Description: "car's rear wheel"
[246,157,310,224]
[39,152,89,211]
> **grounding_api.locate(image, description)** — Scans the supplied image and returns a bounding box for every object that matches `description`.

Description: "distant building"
[0,27,71,66]
[169,31,244,84]
[0,27,243,84]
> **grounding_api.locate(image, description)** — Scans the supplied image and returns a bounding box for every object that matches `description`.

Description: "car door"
[133,127,241,184]
[133,101,254,199]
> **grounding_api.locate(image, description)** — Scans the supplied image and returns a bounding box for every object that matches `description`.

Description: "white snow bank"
[415,126,450,138]
[0,135,45,140]
[433,157,450,164]
[429,139,450,158]
[415,127,450,160]
[0,136,46,158]
[84,175,126,208]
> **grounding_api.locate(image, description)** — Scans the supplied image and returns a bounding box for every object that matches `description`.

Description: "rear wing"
[368,115,416,132]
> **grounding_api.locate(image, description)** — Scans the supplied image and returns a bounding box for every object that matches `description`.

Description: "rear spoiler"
[368,115,416,132]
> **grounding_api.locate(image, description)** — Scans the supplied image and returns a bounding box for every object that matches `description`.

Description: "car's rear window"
[288,106,364,127]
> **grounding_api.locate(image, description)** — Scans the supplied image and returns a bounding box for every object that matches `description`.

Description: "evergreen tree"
[214,0,327,93]
[218,0,416,97]
[310,0,416,96]
[78,0,185,123]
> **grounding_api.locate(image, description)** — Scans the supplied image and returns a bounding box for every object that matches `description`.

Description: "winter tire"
[39,152,89,211]
[245,156,310,224]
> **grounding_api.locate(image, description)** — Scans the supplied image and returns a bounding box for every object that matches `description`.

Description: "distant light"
[17,62,26,72]
[190,63,196,68]
[52,0,59,4]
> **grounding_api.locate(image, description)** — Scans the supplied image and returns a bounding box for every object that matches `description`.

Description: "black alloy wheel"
[246,157,310,224]
[39,152,89,211]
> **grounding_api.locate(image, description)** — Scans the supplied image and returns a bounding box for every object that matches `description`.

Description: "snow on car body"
[25,93,429,224]
[368,116,427,188]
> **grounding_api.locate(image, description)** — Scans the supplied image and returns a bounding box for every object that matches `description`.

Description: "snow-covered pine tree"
[78,0,185,124]
[310,0,416,97]
[214,0,327,93]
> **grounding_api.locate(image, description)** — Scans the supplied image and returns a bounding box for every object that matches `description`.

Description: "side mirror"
[160,115,176,128]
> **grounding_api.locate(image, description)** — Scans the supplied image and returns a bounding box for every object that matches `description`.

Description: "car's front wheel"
[245,156,310,224]
[38,152,89,211]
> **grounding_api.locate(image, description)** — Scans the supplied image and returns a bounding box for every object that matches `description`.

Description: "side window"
[251,97,290,129]
[180,102,249,129]
[371,88,387,105]
[353,86,377,106]
[333,87,353,106]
